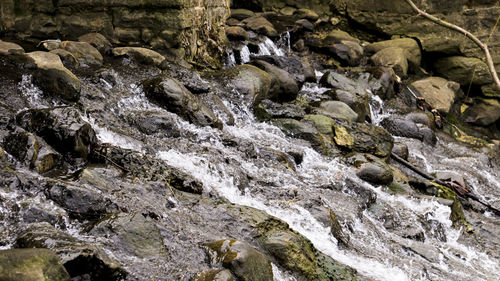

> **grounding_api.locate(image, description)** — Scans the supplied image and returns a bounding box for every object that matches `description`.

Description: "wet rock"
[192,269,235,281]
[38,40,61,51]
[143,75,222,129]
[15,223,127,280]
[272,118,332,154]
[78,33,112,55]
[112,47,165,67]
[343,177,377,209]
[303,114,336,136]
[325,30,360,44]
[405,112,433,128]
[295,19,314,31]
[356,161,393,185]
[419,127,437,146]
[0,40,24,56]
[226,26,249,41]
[46,182,118,220]
[230,9,255,21]
[333,123,393,157]
[21,205,64,226]
[160,61,211,94]
[3,130,62,173]
[204,239,273,281]
[313,101,358,123]
[23,51,81,102]
[329,209,350,248]
[365,38,421,66]
[252,55,316,85]
[124,110,180,137]
[251,60,299,102]
[294,8,319,21]
[212,64,271,106]
[0,248,70,281]
[329,41,364,66]
[16,107,97,160]
[370,47,408,77]
[60,41,103,66]
[410,77,461,115]
[462,98,500,127]
[392,142,409,160]
[242,17,278,37]
[259,99,305,120]
[280,6,297,16]
[380,118,421,140]
[49,49,78,68]
[319,71,369,98]
[434,56,492,86]
[327,89,370,122]
[91,212,167,258]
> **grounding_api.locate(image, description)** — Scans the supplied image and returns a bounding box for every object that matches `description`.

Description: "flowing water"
[2,39,500,281]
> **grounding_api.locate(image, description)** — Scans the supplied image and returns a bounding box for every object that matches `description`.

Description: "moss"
[387,182,407,194]
[430,182,469,228]
[333,125,354,148]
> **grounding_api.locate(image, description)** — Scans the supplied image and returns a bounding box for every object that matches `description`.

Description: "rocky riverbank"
[0,0,499,280]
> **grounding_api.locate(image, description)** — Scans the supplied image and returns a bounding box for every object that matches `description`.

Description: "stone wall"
[0,0,230,66]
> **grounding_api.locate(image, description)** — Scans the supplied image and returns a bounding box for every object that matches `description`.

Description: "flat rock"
[112,47,165,66]
[410,77,461,115]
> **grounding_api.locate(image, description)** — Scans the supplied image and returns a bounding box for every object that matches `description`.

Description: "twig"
[404,0,500,90]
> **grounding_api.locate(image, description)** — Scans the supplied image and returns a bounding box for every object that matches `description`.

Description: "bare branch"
[404,0,500,90]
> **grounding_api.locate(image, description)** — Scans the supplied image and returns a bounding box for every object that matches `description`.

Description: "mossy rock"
[0,248,70,281]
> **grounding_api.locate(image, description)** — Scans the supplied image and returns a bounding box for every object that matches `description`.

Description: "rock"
[0,40,24,56]
[272,118,332,154]
[226,26,249,41]
[329,210,350,248]
[356,162,393,185]
[325,30,360,44]
[251,55,316,85]
[365,38,421,66]
[313,101,358,123]
[327,90,370,122]
[204,239,273,281]
[0,248,70,281]
[303,114,337,136]
[294,8,319,21]
[78,33,112,55]
[330,41,364,66]
[410,77,461,115]
[49,49,78,68]
[192,269,235,281]
[60,41,103,66]
[46,182,118,220]
[143,75,222,129]
[380,118,421,140]
[14,223,127,280]
[91,213,167,258]
[295,19,314,31]
[405,112,433,128]
[419,127,437,146]
[112,47,165,67]
[392,142,409,160]
[213,64,271,106]
[343,177,377,209]
[3,130,62,173]
[251,60,299,102]
[23,51,81,102]
[124,110,180,137]
[231,9,255,21]
[15,107,98,160]
[259,99,306,120]
[434,56,492,86]
[242,17,278,37]
[319,71,369,98]
[159,61,211,94]
[333,123,393,157]
[463,98,500,127]
[371,47,408,77]
[280,7,297,16]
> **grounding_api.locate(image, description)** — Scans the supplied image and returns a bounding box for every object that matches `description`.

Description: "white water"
[240,45,251,64]
[257,37,285,57]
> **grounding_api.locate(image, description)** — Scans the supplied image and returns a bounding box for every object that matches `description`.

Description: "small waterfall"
[257,37,285,57]
[369,93,391,125]
[225,49,236,68]
[278,31,291,53]
[239,45,251,64]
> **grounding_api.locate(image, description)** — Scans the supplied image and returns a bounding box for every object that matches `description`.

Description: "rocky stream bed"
[1,1,500,281]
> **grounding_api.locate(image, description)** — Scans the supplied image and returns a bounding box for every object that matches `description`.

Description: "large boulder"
[204,239,273,281]
[60,41,103,66]
[410,77,461,115]
[23,51,81,102]
[365,38,421,66]
[463,98,500,127]
[327,89,370,122]
[242,16,278,37]
[370,47,408,77]
[15,222,127,280]
[0,40,24,56]
[46,182,118,220]
[3,130,62,173]
[213,64,272,106]
[312,101,358,123]
[305,31,364,66]
[112,47,165,67]
[251,60,299,102]
[251,55,316,85]
[356,161,393,185]
[433,56,493,86]
[0,248,70,281]
[15,107,98,160]
[90,212,167,258]
[333,123,394,157]
[143,76,222,129]
[78,33,112,55]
